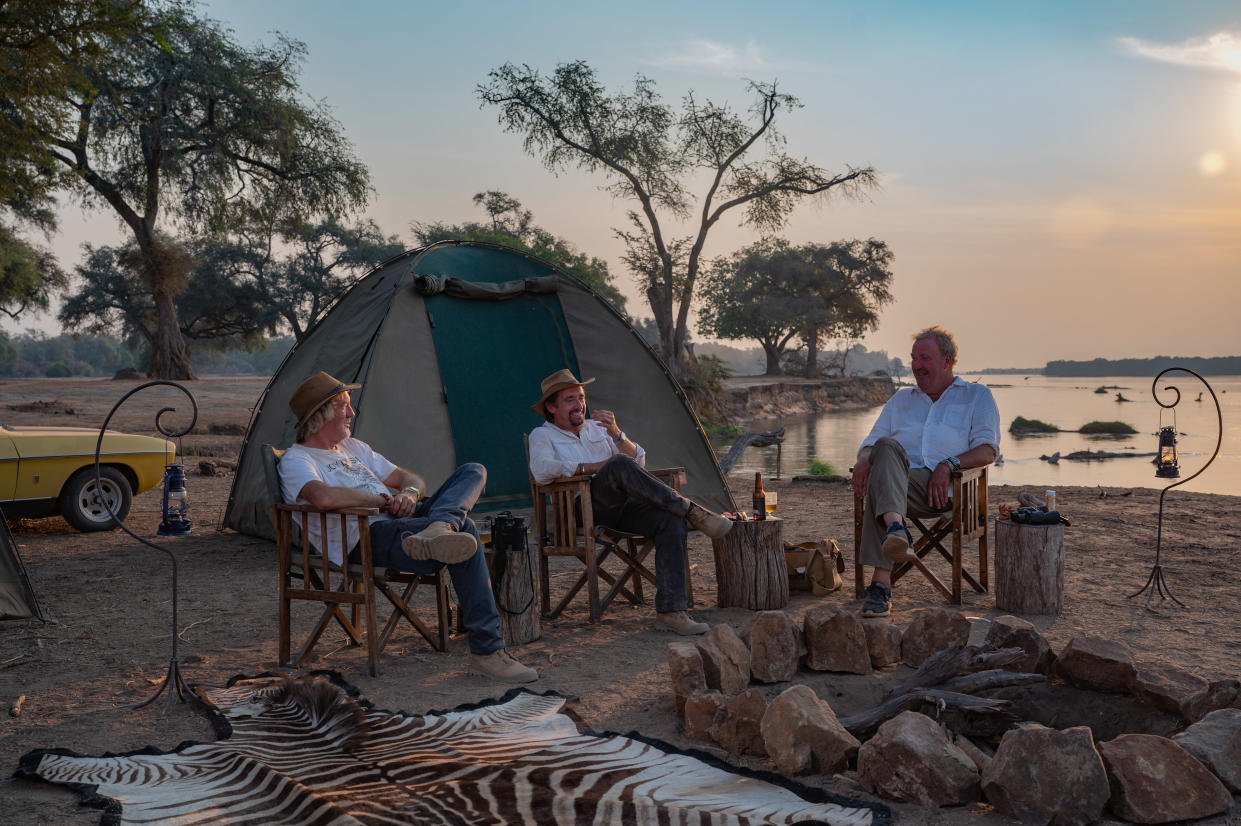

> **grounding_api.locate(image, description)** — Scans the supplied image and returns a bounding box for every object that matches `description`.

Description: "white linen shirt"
[860,377,1000,471]
[278,438,396,564]
[528,420,646,485]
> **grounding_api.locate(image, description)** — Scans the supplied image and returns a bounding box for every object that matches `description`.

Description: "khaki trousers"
[860,437,947,570]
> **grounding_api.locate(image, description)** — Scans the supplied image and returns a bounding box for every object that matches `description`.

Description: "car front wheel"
[60,467,133,532]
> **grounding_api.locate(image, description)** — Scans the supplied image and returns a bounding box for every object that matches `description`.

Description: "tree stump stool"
[994,519,1065,615]
[712,517,787,609]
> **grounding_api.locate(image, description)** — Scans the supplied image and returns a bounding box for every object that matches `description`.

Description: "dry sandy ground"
[1,377,1240,825]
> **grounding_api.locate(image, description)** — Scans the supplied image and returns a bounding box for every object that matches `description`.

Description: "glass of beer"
[765,490,778,514]
[478,517,492,547]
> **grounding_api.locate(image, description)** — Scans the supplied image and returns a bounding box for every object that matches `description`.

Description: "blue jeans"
[352,463,503,655]
[589,455,690,613]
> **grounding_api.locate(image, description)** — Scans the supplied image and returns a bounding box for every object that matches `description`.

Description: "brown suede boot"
[686,503,732,539]
[401,522,477,564]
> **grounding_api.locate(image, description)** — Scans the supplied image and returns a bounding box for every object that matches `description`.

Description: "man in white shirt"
[527,369,732,635]
[279,371,537,683]
[851,328,1000,618]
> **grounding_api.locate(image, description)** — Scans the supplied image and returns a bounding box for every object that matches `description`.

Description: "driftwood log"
[940,669,1046,694]
[839,689,1017,740]
[711,517,787,609]
[884,646,1026,699]
[995,520,1065,614]
[718,427,786,475]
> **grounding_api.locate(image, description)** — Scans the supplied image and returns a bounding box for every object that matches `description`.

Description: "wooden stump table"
[712,517,787,609]
[994,518,1065,615]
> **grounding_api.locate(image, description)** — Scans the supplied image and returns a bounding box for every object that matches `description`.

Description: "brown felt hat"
[289,371,361,427]
[532,368,595,415]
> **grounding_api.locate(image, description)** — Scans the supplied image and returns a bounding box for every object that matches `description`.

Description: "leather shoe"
[655,611,709,635]
[686,503,732,540]
[469,650,538,683]
[401,522,477,564]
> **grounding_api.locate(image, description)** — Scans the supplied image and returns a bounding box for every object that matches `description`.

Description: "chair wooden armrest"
[274,503,381,517]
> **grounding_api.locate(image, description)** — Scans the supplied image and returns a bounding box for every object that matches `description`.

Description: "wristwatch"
[940,455,961,472]
[612,431,627,443]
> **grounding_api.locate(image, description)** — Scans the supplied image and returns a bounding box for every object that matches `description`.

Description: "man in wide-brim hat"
[528,368,732,635]
[279,371,537,683]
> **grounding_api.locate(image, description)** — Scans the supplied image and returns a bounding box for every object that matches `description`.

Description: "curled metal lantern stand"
[94,381,198,710]
[1129,367,1222,608]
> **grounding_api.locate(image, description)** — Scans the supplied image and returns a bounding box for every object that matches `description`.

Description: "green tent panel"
[224,241,734,541]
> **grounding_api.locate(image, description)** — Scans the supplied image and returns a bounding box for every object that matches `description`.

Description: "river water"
[713,374,1241,497]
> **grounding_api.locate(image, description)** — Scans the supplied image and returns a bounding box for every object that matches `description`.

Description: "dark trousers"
[353,463,503,655]
[589,455,690,613]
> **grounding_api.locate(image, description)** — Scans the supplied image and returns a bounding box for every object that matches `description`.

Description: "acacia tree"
[25,4,369,378]
[413,191,628,315]
[478,61,877,377]
[697,238,893,376]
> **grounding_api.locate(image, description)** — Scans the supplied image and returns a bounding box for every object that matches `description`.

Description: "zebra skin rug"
[19,672,890,825]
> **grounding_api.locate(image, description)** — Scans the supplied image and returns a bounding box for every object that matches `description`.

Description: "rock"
[742,611,799,683]
[714,688,768,757]
[694,624,751,695]
[683,690,727,743]
[803,605,871,674]
[863,618,903,668]
[901,608,971,667]
[857,711,980,806]
[1196,678,1241,720]
[1054,636,1135,693]
[666,642,706,716]
[760,684,859,776]
[197,459,237,477]
[953,734,993,775]
[112,366,142,380]
[983,615,1053,674]
[1098,733,1232,823]
[980,724,1109,826]
[1173,708,1241,793]
[1129,660,1209,721]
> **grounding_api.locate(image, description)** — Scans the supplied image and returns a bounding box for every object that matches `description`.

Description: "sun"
[1199,151,1227,177]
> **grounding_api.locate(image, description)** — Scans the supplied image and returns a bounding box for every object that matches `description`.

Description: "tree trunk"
[148,285,195,379]
[711,517,786,609]
[763,343,782,375]
[804,324,819,378]
[995,520,1064,614]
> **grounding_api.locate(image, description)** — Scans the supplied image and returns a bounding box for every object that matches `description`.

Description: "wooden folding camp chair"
[852,466,989,604]
[263,445,449,676]
[525,436,690,623]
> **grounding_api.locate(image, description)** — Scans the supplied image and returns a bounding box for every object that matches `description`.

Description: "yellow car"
[0,425,175,531]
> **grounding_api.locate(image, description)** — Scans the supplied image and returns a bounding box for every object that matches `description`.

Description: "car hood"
[1,426,175,459]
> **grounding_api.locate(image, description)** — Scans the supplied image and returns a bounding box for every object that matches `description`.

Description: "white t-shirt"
[527,420,646,485]
[860,377,1001,471]
[279,438,397,564]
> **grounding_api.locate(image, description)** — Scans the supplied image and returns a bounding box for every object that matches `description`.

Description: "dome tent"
[224,240,734,541]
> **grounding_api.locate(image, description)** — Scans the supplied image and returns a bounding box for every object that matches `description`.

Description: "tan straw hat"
[532,368,595,415]
[289,371,361,427]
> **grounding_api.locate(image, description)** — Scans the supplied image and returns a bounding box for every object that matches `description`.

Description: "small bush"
[1079,420,1137,434]
[808,459,837,476]
[1009,415,1058,434]
[44,362,72,378]
[705,423,742,438]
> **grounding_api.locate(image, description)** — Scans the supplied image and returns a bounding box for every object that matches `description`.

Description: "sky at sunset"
[22,0,1241,371]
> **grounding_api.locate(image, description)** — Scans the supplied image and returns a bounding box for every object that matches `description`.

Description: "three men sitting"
[278,371,537,683]
[526,369,732,635]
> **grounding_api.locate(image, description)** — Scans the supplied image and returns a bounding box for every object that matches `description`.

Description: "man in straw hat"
[279,371,537,682]
[528,368,732,635]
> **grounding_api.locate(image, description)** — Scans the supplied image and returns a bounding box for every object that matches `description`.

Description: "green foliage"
[1009,416,1059,434]
[680,354,733,429]
[1047,356,1241,376]
[0,331,292,377]
[1079,420,1137,434]
[698,238,894,375]
[478,61,878,373]
[0,223,67,318]
[413,192,627,316]
[808,459,838,476]
[705,423,743,438]
[43,361,70,377]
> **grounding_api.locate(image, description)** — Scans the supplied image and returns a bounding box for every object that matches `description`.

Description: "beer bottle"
[752,472,766,521]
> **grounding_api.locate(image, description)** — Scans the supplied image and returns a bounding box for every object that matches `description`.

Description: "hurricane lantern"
[1155,425,1180,479]
[157,463,192,536]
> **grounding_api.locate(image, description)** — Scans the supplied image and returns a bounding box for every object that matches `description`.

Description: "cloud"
[648,39,772,76]
[1118,31,1241,75]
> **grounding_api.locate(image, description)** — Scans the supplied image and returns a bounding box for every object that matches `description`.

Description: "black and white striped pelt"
[21,674,888,825]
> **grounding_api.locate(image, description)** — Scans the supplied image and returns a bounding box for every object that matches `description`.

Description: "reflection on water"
[712,374,1241,497]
